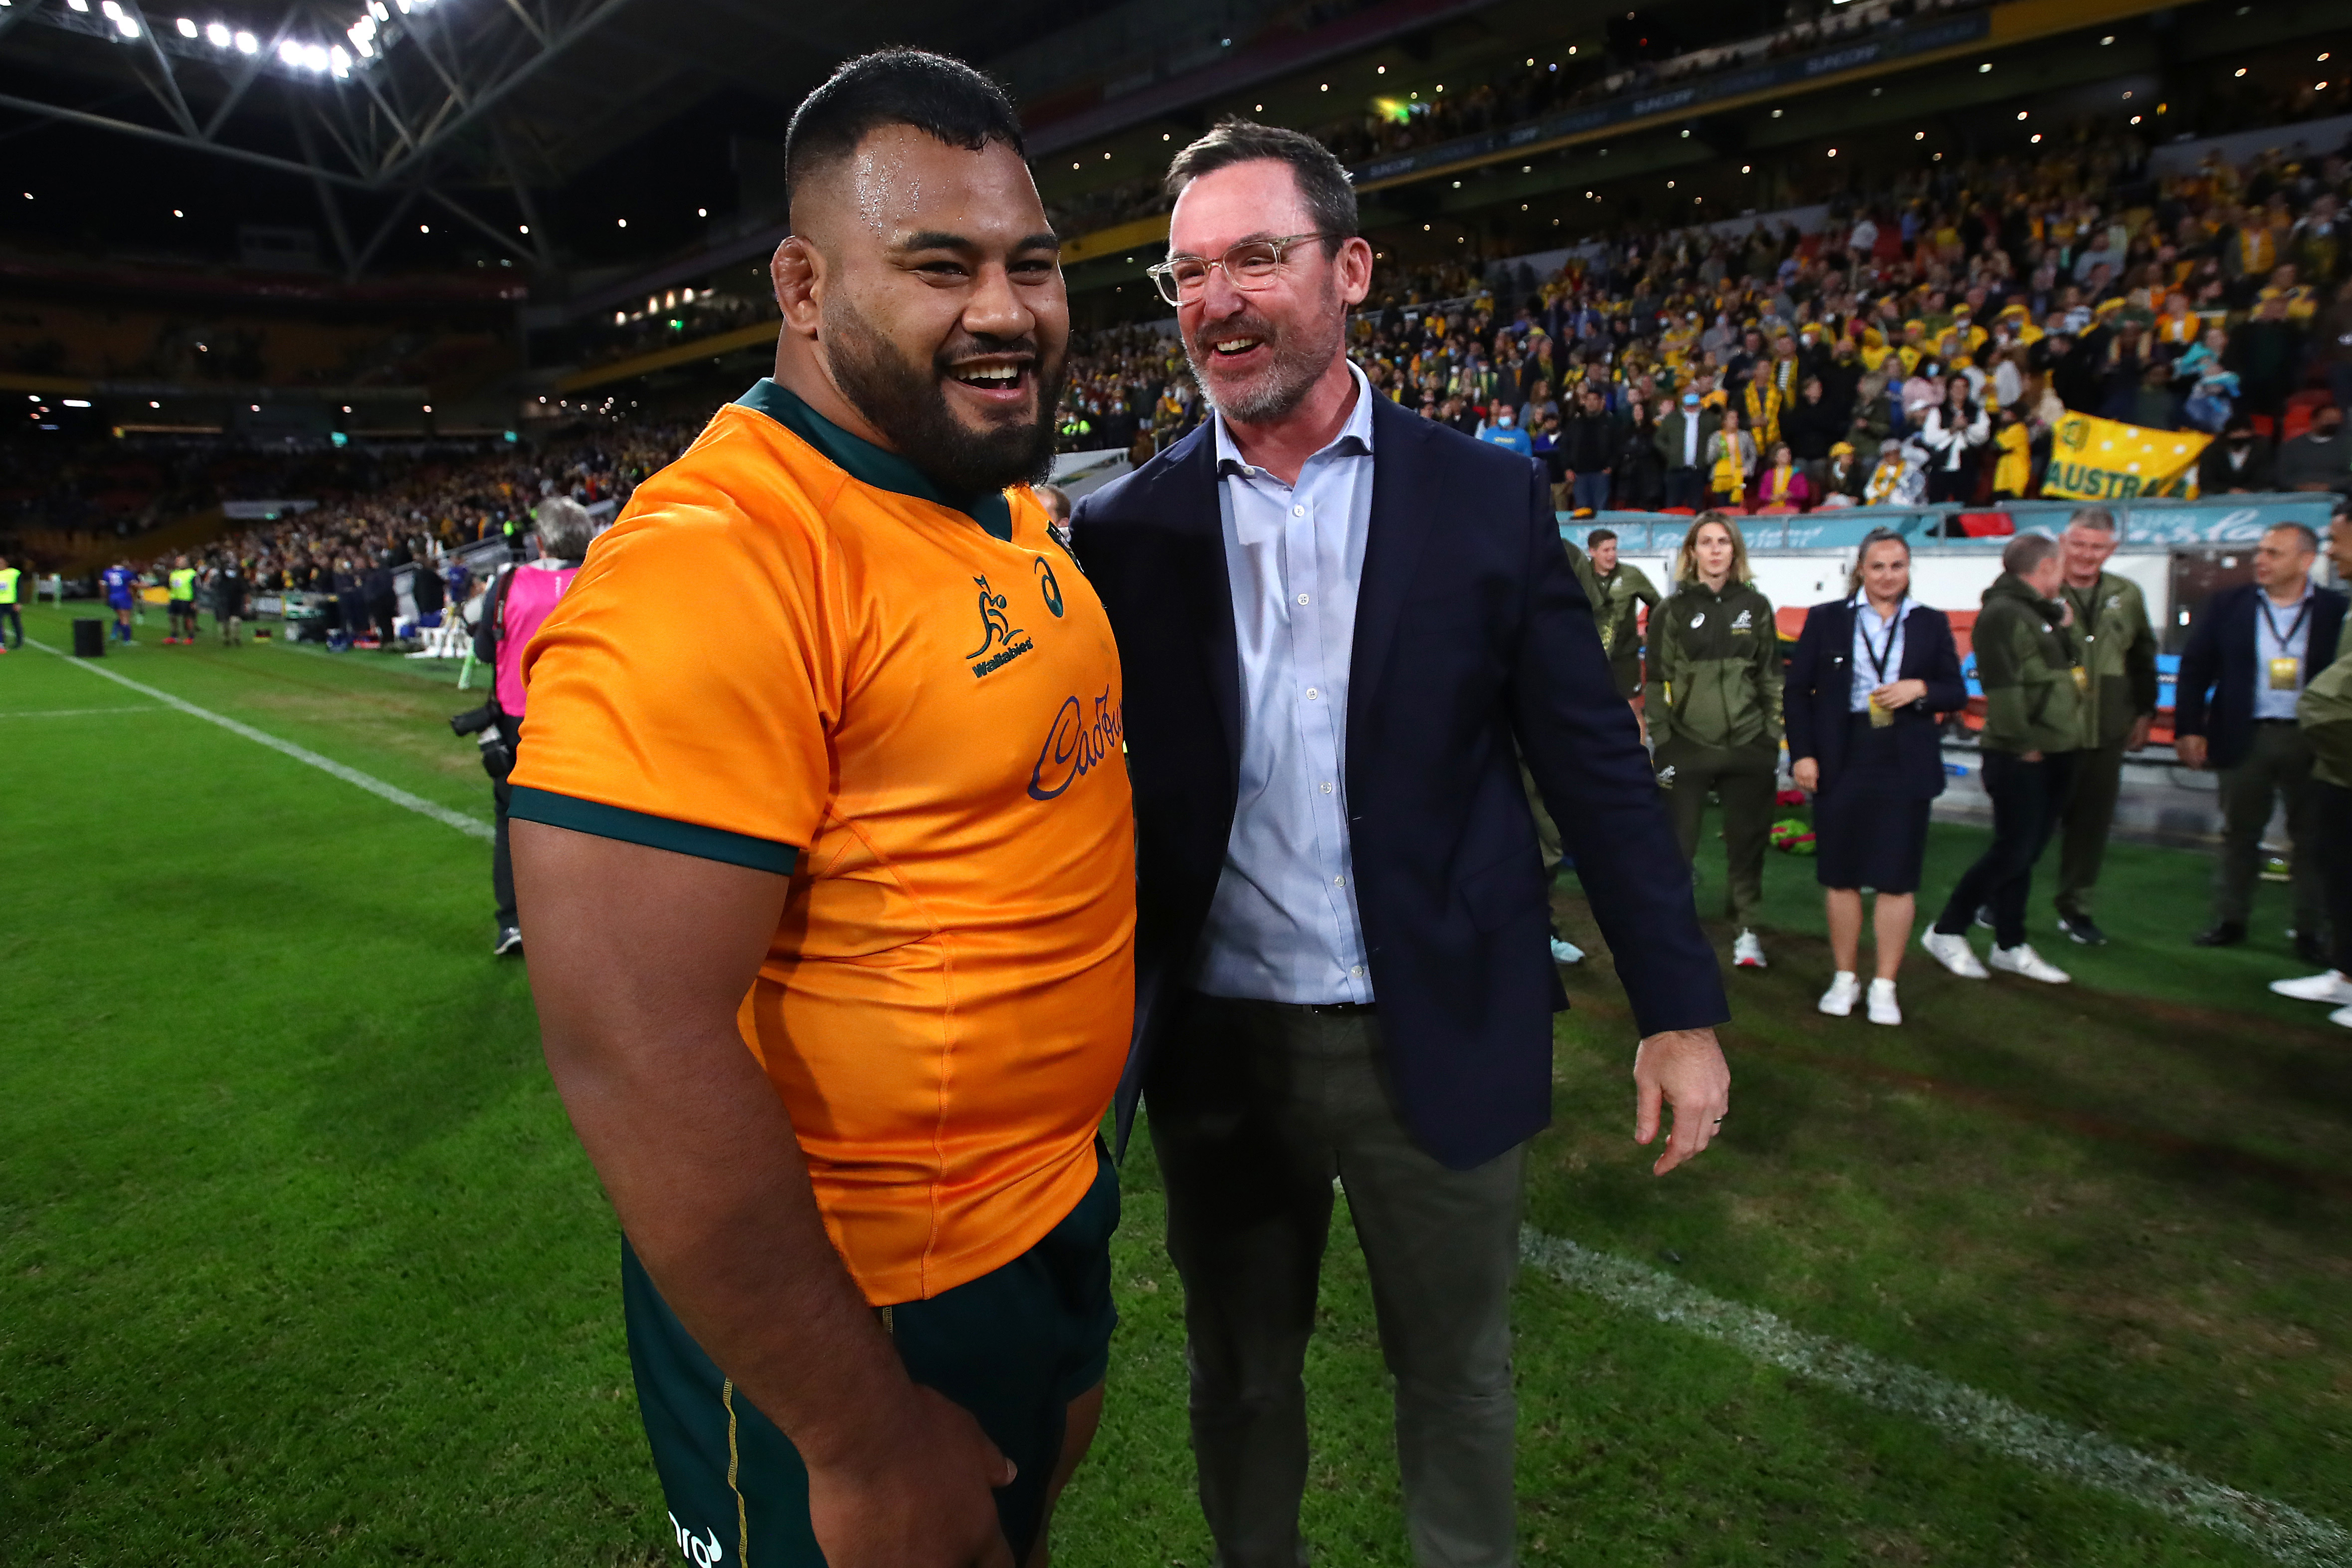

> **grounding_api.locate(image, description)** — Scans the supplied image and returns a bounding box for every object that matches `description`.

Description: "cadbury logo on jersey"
[1028,688,1124,801]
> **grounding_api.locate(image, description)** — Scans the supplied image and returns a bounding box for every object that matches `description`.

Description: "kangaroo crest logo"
[965,573,1035,679]
[966,575,1024,660]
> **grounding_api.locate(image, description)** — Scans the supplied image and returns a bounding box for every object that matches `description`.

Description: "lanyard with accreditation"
[2259,593,2313,693]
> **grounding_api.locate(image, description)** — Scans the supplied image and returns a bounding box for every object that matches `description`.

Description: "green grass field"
[3,600,2347,1567]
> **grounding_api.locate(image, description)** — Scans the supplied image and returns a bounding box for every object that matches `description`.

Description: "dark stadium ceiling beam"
[0,0,640,190]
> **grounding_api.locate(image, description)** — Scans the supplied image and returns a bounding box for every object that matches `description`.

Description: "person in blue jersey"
[102,560,138,643]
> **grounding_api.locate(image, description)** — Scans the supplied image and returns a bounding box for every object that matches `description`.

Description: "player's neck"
[2065,569,2100,591]
[771,346,900,455]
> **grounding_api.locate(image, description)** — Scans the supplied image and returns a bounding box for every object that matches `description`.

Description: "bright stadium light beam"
[176,15,196,35]
[234,29,258,52]
[205,20,228,44]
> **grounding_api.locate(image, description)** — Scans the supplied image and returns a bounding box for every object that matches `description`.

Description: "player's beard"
[823,293,1067,497]
[1182,272,1343,426]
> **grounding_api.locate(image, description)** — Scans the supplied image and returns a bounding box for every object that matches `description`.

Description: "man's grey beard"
[1184,291,1346,426]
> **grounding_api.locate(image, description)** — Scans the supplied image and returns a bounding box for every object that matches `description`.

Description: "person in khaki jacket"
[2271,500,2352,1027]
[1587,526,1663,700]
[2050,506,2160,947]
[1648,511,1783,971]
[1921,533,2082,985]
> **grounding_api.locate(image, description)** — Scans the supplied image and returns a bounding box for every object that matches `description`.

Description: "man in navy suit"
[1071,121,1730,1568]
[2176,520,2348,956]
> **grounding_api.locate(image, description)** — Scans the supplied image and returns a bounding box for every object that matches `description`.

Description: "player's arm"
[515,823,1017,1568]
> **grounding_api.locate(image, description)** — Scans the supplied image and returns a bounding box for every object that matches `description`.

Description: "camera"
[451,701,514,778]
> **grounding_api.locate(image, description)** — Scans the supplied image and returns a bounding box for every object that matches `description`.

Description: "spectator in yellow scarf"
[1708,407,1758,508]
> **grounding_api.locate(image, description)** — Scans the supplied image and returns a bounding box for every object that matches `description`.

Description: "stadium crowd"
[1059,122,2352,513]
[83,421,696,645]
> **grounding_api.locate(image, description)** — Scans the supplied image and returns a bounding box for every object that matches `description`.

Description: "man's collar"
[1212,359,1375,479]
[735,378,1012,542]
[1851,588,1918,621]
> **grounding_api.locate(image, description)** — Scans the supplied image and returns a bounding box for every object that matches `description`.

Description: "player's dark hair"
[784,50,1024,222]
[1164,119,1359,240]
[1587,528,1617,547]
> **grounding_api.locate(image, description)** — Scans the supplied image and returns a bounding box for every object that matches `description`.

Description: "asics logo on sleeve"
[667,1513,725,1566]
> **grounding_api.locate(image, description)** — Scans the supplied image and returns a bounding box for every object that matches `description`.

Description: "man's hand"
[1790,756,1820,792]
[808,1384,1017,1568]
[1633,1027,1731,1176]
[2125,714,2153,753]
[2176,733,2208,770]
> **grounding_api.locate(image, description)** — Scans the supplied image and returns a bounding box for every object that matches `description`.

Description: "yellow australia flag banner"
[2041,413,2212,500]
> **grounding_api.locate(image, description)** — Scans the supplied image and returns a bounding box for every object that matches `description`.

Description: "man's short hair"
[2066,506,2118,534]
[535,497,596,561]
[1164,120,1359,241]
[2267,521,2321,555]
[784,50,1023,225]
[2002,533,2060,576]
[1587,527,1618,547]
[1034,483,1071,522]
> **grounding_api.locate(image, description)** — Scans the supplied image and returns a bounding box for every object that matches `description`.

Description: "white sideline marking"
[1521,1228,2351,1567]
[31,639,494,842]
[0,706,167,719]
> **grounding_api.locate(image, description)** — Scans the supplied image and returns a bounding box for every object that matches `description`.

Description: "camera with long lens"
[450,700,514,778]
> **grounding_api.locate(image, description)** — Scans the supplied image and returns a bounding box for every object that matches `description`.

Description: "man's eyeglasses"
[1145,234,1334,307]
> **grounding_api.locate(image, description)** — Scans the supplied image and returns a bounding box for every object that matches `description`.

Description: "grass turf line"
[3,600,2347,1565]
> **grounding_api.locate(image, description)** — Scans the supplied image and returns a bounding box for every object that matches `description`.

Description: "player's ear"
[773,235,822,342]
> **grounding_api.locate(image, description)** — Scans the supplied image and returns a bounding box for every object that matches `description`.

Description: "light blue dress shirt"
[2252,582,2315,722]
[1849,591,1915,712]
[1194,362,1379,1004]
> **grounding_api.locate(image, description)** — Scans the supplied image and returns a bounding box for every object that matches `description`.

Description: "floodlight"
[305,43,328,70]
[278,39,303,64]
[176,15,196,35]
[205,20,228,44]
[234,29,258,52]
[329,46,349,75]
[66,0,88,11]
[114,12,138,35]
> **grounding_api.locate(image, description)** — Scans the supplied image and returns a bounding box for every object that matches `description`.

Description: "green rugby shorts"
[623,1142,1118,1568]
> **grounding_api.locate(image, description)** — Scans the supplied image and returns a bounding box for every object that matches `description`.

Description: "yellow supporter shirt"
[511,380,1136,1306]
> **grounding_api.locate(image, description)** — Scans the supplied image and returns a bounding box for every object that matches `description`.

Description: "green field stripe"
[29,638,494,842]
[0,706,167,719]
[1521,1227,2352,1568]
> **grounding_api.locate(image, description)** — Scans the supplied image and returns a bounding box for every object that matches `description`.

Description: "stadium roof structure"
[0,0,1115,278]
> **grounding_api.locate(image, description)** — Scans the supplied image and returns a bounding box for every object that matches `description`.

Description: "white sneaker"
[1920,929,1988,978]
[1734,930,1767,969]
[1989,942,2071,983]
[1818,971,1860,1016]
[2271,970,2352,1005]
[2330,1003,2352,1030]
[1549,935,1585,964]
[1866,978,1902,1025]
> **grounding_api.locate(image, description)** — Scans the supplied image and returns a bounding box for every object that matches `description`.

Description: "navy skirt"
[1813,711,1933,893]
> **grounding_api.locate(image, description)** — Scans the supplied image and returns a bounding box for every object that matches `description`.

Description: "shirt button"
[1320,782,1334,793]
[1306,687,1320,700]
[1297,593,1310,605]
[1334,875,1346,887]
[1293,505,1305,517]
[1350,966,1365,977]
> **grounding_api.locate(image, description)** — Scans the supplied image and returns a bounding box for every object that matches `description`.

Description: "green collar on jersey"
[735,378,1013,543]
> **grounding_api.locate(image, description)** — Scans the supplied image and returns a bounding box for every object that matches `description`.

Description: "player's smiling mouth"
[945,358,1032,402]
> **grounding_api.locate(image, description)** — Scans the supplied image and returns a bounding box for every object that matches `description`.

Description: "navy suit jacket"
[1071,392,1728,1171]
[2175,582,2347,771]
[1784,599,1968,799]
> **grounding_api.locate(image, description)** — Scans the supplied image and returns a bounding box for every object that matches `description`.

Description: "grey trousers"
[2214,721,2321,932]
[1147,994,1525,1568]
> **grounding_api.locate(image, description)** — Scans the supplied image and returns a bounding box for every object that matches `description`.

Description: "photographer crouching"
[452,497,593,957]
